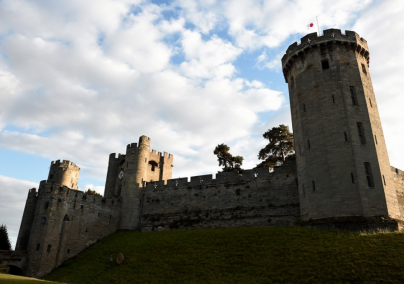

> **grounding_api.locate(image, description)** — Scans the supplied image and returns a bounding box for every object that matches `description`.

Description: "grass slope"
[0,273,60,284]
[43,227,404,283]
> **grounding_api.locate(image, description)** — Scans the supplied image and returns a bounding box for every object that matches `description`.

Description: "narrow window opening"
[321,59,329,70]
[383,175,386,186]
[357,122,366,144]
[41,217,46,225]
[47,244,51,252]
[126,162,128,168]
[350,87,357,106]
[303,104,306,112]
[67,249,70,254]
[110,215,112,219]
[302,184,305,196]
[312,181,316,191]
[72,183,74,188]
[374,135,378,145]
[308,140,311,149]
[361,63,367,74]
[369,98,373,107]
[81,205,84,210]
[73,203,76,209]
[44,202,49,209]
[396,168,399,174]
[145,158,147,163]
[98,212,100,217]
[351,173,355,184]
[36,243,40,251]
[344,132,348,142]
[332,95,335,103]
[49,174,53,180]
[299,144,302,155]
[364,162,374,188]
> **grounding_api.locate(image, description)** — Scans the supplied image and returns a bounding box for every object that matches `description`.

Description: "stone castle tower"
[104,135,173,229]
[47,160,80,189]
[282,29,401,222]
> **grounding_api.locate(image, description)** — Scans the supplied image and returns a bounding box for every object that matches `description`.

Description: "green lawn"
[39,227,404,283]
[0,273,60,284]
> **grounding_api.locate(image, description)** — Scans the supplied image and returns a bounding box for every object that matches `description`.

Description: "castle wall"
[24,182,120,278]
[393,167,404,217]
[140,161,300,231]
[15,188,38,251]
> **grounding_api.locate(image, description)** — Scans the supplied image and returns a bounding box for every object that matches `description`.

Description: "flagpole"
[316,16,320,36]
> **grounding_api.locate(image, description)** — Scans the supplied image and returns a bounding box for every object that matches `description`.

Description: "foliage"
[85,189,101,196]
[213,144,243,174]
[0,224,12,251]
[258,124,294,168]
[43,227,404,283]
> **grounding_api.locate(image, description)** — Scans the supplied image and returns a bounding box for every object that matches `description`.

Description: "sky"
[0,0,403,248]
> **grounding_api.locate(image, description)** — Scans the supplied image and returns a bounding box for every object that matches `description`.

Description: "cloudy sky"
[0,0,403,248]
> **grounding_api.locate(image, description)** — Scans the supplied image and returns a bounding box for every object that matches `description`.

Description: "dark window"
[36,243,40,251]
[117,185,122,196]
[396,168,399,174]
[350,87,357,106]
[81,205,84,210]
[49,174,53,180]
[361,63,367,74]
[72,183,74,188]
[374,135,378,145]
[357,122,366,144]
[67,249,70,254]
[149,161,158,172]
[303,104,306,112]
[302,184,305,196]
[98,212,100,217]
[47,244,51,252]
[308,140,311,149]
[364,162,374,188]
[73,203,76,209]
[44,202,49,209]
[299,145,302,155]
[383,175,386,186]
[351,173,355,184]
[344,132,348,142]
[312,181,316,191]
[41,217,46,225]
[332,95,335,103]
[58,199,62,202]
[369,98,373,107]
[321,59,329,70]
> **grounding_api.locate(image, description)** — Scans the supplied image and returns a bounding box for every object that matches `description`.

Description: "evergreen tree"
[214,144,244,174]
[0,224,12,250]
[257,124,294,168]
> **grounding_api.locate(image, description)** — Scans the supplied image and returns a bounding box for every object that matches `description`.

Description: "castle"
[2,29,404,278]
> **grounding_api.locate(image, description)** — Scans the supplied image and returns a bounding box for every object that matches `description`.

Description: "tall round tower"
[47,160,80,189]
[282,29,401,222]
[119,135,151,229]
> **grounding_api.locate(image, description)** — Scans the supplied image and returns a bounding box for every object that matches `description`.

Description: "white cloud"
[0,175,37,249]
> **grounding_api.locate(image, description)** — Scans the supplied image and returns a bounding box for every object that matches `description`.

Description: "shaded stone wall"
[23,182,120,278]
[140,161,300,231]
[393,167,404,217]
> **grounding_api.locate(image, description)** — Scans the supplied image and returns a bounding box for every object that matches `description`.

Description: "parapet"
[145,163,295,191]
[282,29,370,82]
[50,160,81,172]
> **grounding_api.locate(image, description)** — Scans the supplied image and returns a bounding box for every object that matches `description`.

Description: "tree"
[85,189,102,196]
[0,224,12,250]
[214,143,244,174]
[257,124,294,168]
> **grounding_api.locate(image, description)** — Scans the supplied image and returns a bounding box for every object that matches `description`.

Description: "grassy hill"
[42,227,404,283]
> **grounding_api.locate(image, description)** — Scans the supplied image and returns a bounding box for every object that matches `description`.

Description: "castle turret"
[47,160,80,189]
[282,29,400,223]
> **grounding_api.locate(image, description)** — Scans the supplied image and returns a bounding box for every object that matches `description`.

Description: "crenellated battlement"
[282,29,370,82]
[50,160,81,171]
[144,163,293,192]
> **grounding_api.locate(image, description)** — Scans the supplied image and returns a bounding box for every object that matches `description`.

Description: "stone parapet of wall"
[140,161,300,231]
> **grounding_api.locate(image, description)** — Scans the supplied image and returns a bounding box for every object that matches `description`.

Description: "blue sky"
[0,0,403,247]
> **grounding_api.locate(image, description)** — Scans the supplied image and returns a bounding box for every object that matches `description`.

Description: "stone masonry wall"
[140,160,299,231]
[24,182,120,278]
[393,167,404,217]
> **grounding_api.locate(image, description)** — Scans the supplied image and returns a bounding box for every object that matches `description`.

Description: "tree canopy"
[257,124,294,168]
[214,144,244,174]
[0,224,12,250]
[85,189,102,196]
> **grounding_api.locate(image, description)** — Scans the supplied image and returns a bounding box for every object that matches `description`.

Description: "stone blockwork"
[283,29,399,221]
[19,182,120,278]
[140,160,299,231]
[393,167,404,217]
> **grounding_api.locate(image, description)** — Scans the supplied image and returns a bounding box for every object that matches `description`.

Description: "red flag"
[307,23,314,29]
